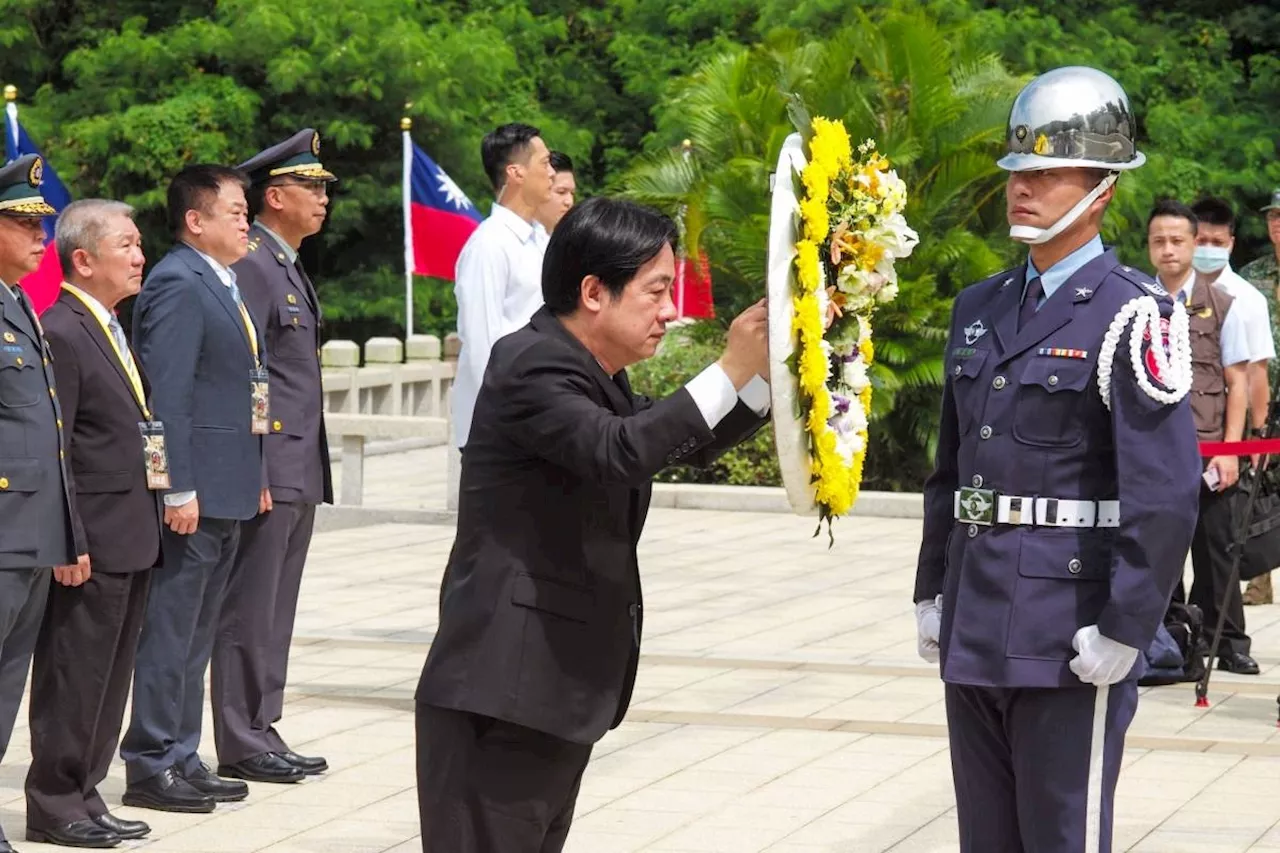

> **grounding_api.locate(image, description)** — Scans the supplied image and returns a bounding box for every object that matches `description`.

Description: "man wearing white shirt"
[1191,198,1274,439]
[1149,199,1258,674]
[122,166,269,812]
[452,123,555,449]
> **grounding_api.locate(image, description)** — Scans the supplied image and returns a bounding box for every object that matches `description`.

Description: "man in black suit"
[25,199,164,849]
[0,155,81,853]
[415,197,771,852]
[211,129,335,783]
[120,165,270,813]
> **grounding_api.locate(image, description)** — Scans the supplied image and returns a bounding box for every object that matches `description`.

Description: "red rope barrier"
[1199,438,1280,456]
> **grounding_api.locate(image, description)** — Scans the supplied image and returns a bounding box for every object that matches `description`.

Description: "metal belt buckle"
[957,487,996,526]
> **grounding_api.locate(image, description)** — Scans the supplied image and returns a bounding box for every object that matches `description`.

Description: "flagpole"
[4,85,18,159]
[675,138,693,319]
[401,115,414,338]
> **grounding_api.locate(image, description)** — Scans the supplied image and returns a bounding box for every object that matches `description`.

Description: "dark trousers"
[0,568,51,840]
[121,518,239,784]
[1173,483,1249,656]
[26,570,150,827]
[416,704,592,853]
[212,501,316,764]
[946,682,1137,853]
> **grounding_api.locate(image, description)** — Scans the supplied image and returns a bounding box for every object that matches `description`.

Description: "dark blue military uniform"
[916,248,1201,851]
[0,155,80,851]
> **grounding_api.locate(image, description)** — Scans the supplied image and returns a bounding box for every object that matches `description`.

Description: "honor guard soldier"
[914,67,1202,852]
[0,155,82,853]
[210,130,335,783]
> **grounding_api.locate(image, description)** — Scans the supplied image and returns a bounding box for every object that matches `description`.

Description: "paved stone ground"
[4,450,1280,851]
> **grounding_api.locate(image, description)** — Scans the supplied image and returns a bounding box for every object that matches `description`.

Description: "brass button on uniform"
[1048,375,1059,387]
[15,357,22,366]
[1067,558,1082,574]
[979,425,993,439]
[0,477,9,489]
[272,420,283,432]
[953,364,963,376]
[967,524,979,538]
[993,376,1006,390]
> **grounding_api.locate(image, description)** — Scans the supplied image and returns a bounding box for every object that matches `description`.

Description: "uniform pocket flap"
[1018,530,1111,581]
[74,470,132,494]
[278,305,310,329]
[1019,359,1091,393]
[510,573,594,623]
[0,457,44,493]
[951,349,988,380]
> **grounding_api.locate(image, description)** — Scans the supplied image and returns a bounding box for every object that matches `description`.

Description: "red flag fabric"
[673,250,714,319]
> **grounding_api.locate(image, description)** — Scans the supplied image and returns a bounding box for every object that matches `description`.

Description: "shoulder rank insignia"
[246,238,261,252]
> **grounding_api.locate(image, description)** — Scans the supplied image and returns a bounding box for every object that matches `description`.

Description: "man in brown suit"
[25,199,164,848]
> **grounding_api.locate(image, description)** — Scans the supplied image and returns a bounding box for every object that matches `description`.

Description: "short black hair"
[542,197,677,316]
[167,165,249,238]
[1147,199,1198,235]
[481,123,541,192]
[549,151,574,174]
[1190,197,1235,233]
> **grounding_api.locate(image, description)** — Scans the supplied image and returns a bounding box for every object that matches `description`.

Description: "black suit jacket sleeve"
[44,327,88,557]
[134,267,204,495]
[633,392,766,469]
[498,343,717,487]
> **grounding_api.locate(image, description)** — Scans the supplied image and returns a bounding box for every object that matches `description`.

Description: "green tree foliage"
[2,0,1277,488]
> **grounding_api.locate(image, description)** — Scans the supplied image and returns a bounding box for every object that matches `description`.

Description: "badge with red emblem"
[1141,316,1174,389]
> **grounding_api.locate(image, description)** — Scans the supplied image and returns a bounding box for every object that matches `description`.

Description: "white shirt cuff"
[165,490,196,507]
[738,374,771,416]
[685,365,771,429]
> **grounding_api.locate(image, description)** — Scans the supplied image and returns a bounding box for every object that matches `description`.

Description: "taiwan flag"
[4,99,71,314]
[403,138,482,282]
[674,250,715,320]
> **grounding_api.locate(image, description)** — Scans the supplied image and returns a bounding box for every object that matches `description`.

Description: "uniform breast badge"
[963,320,988,345]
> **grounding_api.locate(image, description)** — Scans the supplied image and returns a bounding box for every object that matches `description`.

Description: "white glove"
[1069,625,1139,686]
[916,595,943,663]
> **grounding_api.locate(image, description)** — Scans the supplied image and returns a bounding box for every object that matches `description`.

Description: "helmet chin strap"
[1009,172,1118,245]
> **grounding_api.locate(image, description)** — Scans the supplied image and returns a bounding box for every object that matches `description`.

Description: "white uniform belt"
[953,490,1119,528]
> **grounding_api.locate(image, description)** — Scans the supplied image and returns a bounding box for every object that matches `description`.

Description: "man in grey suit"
[121,165,271,813]
[212,129,335,783]
[0,154,81,853]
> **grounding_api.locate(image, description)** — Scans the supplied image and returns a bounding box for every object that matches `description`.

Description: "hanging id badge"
[250,367,271,434]
[138,421,171,490]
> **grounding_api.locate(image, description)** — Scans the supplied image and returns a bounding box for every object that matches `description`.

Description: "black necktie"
[1018,276,1043,333]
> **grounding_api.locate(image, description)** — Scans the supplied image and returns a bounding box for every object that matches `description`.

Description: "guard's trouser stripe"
[1084,685,1109,853]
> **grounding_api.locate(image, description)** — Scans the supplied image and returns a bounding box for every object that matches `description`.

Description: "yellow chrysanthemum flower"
[801,198,830,242]
[795,240,821,295]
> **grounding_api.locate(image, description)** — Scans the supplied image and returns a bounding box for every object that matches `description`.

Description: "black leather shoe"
[218,752,305,784]
[122,767,215,813]
[91,813,150,840]
[26,820,119,848]
[183,763,250,801]
[279,750,328,775]
[1218,652,1261,675]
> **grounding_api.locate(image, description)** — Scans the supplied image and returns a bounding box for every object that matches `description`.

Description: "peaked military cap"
[0,154,55,217]
[1262,188,1280,213]
[238,128,337,185]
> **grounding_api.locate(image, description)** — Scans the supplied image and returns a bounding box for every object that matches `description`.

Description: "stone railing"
[320,333,459,419]
[320,334,459,507]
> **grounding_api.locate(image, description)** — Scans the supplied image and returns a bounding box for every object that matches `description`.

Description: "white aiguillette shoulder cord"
[1096,295,1192,410]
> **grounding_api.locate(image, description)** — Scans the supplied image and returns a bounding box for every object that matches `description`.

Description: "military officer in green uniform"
[0,155,81,853]
[1240,188,1280,605]
[210,130,335,782]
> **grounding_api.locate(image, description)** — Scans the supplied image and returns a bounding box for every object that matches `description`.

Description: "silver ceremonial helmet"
[997,66,1145,244]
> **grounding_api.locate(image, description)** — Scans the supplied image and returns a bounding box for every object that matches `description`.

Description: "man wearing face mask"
[1189,198,1273,443]
[914,67,1201,852]
[1239,188,1280,606]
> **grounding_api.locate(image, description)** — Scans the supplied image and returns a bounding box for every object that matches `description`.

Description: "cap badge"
[28,158,43,187]
[311,131,321,156]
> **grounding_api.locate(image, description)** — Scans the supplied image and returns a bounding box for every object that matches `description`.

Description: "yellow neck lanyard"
[61,284,151,419]
[236,299,260,364]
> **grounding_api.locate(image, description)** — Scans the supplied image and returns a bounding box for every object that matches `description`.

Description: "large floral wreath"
[767,118,918,533]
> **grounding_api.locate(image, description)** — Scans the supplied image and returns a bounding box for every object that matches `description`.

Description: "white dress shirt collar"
[489,203,537,245]
[183,242,237,288]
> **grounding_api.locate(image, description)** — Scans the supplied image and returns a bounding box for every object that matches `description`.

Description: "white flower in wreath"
[869,213,919,259]
[880,170,908,213]
[842,357,870,393]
